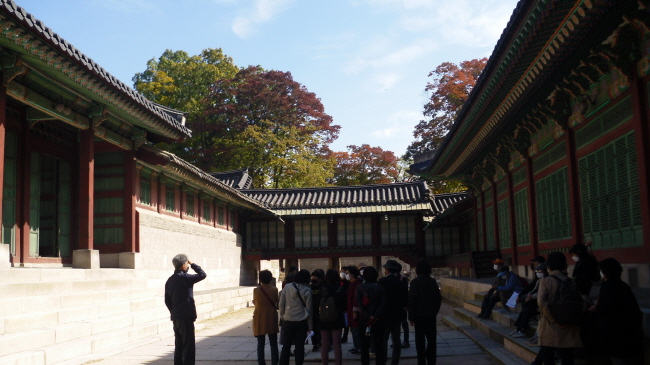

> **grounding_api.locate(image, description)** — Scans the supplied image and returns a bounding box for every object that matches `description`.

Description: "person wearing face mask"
[310,270,325,352]
[345,266,363,354]
[510,263,548,338]
[339,266,351,343]
[476,258,505,318]
[164,254,207,365]
[569,243,600,296]
[587,258,643,365]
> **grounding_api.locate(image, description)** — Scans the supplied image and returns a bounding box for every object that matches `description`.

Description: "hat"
[535,263,547,271]
[530,256,545,263]
[382,259,400,271]
[491,258,504,264]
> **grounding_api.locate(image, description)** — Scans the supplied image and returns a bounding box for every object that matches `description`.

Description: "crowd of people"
[252,259,442,365]
[476,244,644,365]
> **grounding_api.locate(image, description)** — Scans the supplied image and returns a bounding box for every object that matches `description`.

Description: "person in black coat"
[164,254,207,365]
[378,260,408,365]
[357,266,387,365]
[569,243,600,296]
[319,269,348,365]
[408,260,441,365]
[588,258,644,365]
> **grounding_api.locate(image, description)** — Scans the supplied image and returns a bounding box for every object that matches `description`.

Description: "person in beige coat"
[253,270,280,365]
[535,252,581,365]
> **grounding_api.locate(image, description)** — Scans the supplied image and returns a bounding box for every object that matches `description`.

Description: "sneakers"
[512,331,526,338]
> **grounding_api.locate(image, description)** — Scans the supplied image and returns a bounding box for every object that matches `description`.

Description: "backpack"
[319,287,339,323]
[548,275,585,326]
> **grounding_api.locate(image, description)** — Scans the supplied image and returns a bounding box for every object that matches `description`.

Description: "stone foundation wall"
[137,208,244,289]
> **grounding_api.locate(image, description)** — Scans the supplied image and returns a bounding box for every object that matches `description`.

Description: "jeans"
[360,320,386,365]
[383,320,402,365]
[351,327,361,350]
[256,334,279,365]
[279,320,308,365]
[173,319,195,365]
[413,317,437,365]
[401,319,409,343]
[320,329,342,365]
[479,292,500,317]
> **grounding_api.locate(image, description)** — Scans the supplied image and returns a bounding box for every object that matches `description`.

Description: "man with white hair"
[165,254,207,365]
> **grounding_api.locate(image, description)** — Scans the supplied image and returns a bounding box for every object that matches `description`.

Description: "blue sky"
[17,0,519,158]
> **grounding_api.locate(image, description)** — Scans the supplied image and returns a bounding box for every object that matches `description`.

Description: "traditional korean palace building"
[410,0,650,287]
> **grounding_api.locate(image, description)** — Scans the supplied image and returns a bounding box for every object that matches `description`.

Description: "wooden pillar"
[157,175,164,214]
[414,213,425,255]
[213,201,218,228]
[631,69,650,253]
[197,194,202,224]
[19,122,31,263]
[78,129,94,250]
[372,256,382,275]
[179,185,185,220]
[328,257,340,270]
[479,190,487,251]
[0,85,6,239]
[123,151,137,253]
[491,182,500,251]
[506,171,518,266]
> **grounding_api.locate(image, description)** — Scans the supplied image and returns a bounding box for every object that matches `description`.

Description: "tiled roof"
[210,168,254,190]
[242,181,468,216]
[0,1,192,138]
[140,146,274,216]
[431,193,469,215]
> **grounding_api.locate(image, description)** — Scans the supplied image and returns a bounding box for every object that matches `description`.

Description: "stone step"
[0,296,167,335]
[0,278,149,299]
[0,318,172,365]
[453,307,538,363]
[458,326,529,365]
[463,299,538,331]
[0,287,162,318]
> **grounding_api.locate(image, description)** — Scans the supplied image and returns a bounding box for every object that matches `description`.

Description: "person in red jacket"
[345,266,362,354]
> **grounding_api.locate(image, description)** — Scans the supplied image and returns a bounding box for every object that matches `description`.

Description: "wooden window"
[218,207,225,226]
[246,220,285,249]
[497,199,511,248]
[485,206,495,250]
[535,167,572,242]
[514,188,531,246]
[295,219,328,248]
[186,194,195,217]
[337,217,371,246]
[203,201,211,222]
[3,131,17,255]
[578,131,642,248]
[140,178,151,205]
[94,152,125,246]
[165,186,175,212]
[381,215,415,245]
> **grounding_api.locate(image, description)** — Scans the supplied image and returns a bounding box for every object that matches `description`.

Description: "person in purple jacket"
[165,254,207,365]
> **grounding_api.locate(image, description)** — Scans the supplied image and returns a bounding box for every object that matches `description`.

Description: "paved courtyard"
[90,302,493,365]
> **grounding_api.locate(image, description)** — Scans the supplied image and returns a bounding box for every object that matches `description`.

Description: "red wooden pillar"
[630,70,650,254]
[123,151,137,253]
[506,171,518,266]
[197,194,202,224]
[525,158,539,256]
[213,200,218,228]
[179,185,185,220]
[157,175,164,214]
[0,85,6,237]
[19,124,31,263]
[78,129,94,250]
[491,183,499,250]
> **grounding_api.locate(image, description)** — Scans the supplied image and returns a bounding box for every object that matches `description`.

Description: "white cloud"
[344,38,437,75]
[231,0,295,39]
[370,110,421,139]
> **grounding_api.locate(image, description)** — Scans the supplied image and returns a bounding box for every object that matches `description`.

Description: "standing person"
[588,258,644,365]
[253,270,280,365]
[345,266,363,354]
[535,252,582,365]
[339,266,351,344]
[408,260,441,365]
[378,259,408,365]
[164,254,207,365]
[397,265,410,349]
[279,269,313,365]
[310,270,325,352]
[569,243,600,296]
[319,269,347,365]
[282,266,298,289]
[357,266,386,365]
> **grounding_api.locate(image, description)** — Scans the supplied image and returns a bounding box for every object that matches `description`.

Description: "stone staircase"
[439,277,535,365]
[0,268,254,365]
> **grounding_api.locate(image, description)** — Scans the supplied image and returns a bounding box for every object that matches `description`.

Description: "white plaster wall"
[137,208,244,289]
